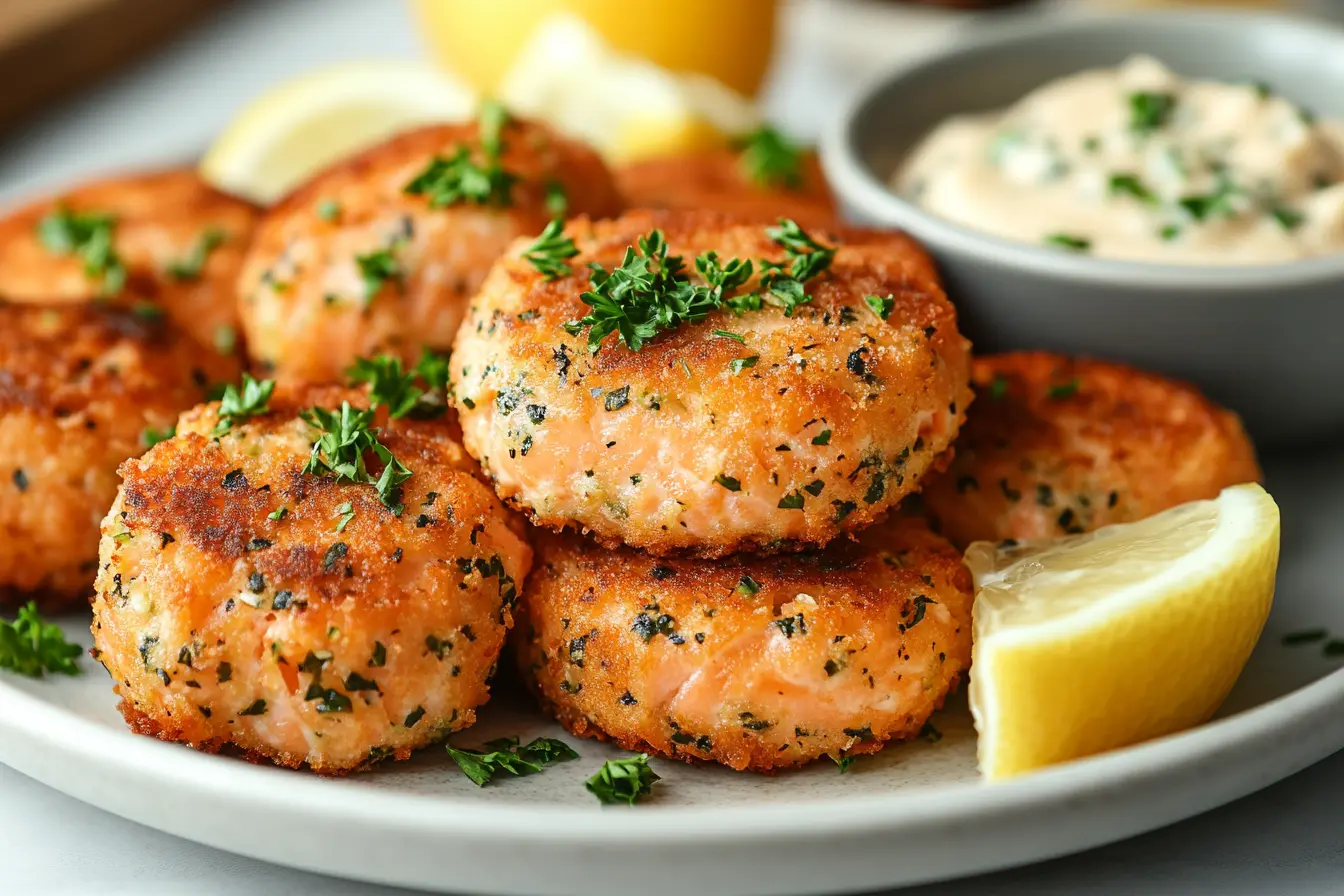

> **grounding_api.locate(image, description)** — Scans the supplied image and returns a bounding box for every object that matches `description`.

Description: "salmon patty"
[238,108,623,383]
[0,304,238,609]
[452,210,972,557]
[920,352,1262,547]
[516,516,972,772]
[0,168,258,357]
[617,139,835,224]
[90,383,532,773]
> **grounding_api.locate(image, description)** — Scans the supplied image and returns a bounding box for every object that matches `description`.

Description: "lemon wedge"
[496,14,759,163]
[200,61,476,204]
[966,483,1280,780]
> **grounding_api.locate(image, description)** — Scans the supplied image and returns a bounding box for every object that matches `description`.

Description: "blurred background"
[1,0,1341,204]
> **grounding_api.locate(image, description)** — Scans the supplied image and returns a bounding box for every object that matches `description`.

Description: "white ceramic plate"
[2,449,1344,896]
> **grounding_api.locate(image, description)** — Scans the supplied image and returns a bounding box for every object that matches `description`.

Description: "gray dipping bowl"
[821,11,1344,447]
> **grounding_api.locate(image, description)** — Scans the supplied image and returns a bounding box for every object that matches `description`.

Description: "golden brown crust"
[0,304,238,609]
[920,352,1263,546]
[90,383,532,773]
[0,168,258,357]
[515,515,972,772]
[617,148,836,224]
[238,119,623,383]
[452,209,972,557]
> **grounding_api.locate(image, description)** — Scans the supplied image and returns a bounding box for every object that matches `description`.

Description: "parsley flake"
[1046,378,1081,400]
[1128,91,1177,134]
[212,374,275,437]
[446,735,577,787]
[0,602,81,677]
[1043,233,1091,252]
[347,354,445,419]
[302,402,412,514]
[404,100,517,208]
[140,425,176,449]
[730,355,758,375]
[36,207,126,295]
[355,247,403,303]
[586,754,660,805]
[166,227,226,281]
[864,294,895,321]
[523,218,578,280]
[735,125,804,189]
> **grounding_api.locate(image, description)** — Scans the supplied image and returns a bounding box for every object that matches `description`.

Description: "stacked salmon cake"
[84,107,622,773]
[0,169,252,610]
[451,209,978,771]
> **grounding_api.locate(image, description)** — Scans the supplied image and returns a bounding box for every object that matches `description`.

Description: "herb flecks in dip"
[896,56,1344,265]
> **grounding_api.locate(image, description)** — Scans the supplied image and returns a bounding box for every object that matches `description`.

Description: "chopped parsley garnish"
[302,402,412,514]
[908,595,935,627]
[864,293,895,321]
[585,754,660,805]
[714,473,741,492]
[1128,91,1177,134]
[446,735,577,787]
[1108,173,1158,205]
[346,350,450,420]
[544,180,569,217]
[812,429,832,446]
[735,125,804,189]
[1043,233,1091,252]
[986,374,1009,400]
[697,250,755,310]
[316,199,342,222]
[730,355,758,375]
[758,219,835,317]
[166,227,226,281]
[238,699,267,716]
[563,219,831,351]
[268,506,288,521]
[355,247,403,304]
[736,575,761,595]
[1178,173,1239,223]
[833,754,857,773]
[523,218,578,280]
[777,491,805,510]
[1046,378,1081,400]
[214,325,238,356]
[1272,206,1305,231]
[1159,224,1182,242]
[403,100,517,208]
[335,502,355,532]
[212,374,275,437]
[140,425,176,449]
[36,206,125,295]
[348,355,421,418]
[0,602,81,677]
[564,229,713,352]
[1282,629,1327,647]
[713,329,745,343]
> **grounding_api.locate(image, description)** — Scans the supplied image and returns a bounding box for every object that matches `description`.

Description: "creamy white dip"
[895,56,1344,265]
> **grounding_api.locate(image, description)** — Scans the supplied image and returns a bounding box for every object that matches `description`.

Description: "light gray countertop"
[1,1,1341,893]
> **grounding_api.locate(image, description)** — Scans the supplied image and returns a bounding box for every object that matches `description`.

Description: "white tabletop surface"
[1,0,1343,893]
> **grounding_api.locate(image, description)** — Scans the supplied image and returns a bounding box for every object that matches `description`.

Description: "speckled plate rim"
[820,8,1344,290]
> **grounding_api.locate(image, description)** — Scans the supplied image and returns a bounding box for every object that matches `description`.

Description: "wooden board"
[0,0,225,134]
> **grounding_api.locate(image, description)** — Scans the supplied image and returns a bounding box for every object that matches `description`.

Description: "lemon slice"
[496,14,759,163]
[966,483,1280,780]
[201,61,476,204]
